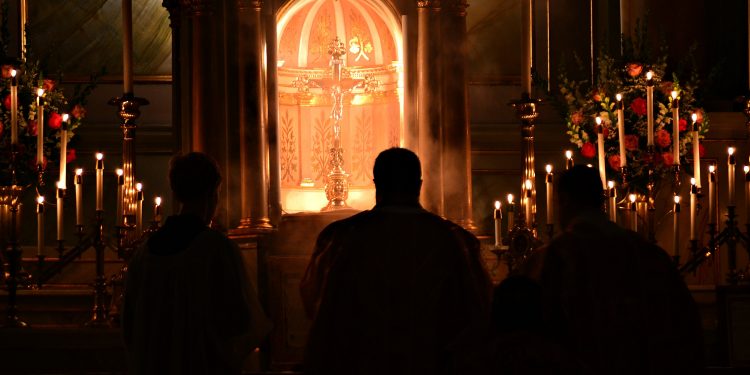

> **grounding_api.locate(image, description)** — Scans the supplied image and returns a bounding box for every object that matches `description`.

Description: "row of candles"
[493,145,747,259]
[34,152,163,257]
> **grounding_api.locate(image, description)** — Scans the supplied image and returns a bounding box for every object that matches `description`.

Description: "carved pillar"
[163,0,181,157]
[183,1,216,153]
[232,0,272,233]
[416,0,443,215]
[441,0,474,229]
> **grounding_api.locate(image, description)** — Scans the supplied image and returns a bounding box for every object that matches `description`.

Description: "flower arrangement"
[558,48,709,193]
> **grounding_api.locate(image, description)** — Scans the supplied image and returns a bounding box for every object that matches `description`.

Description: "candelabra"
[85,211,110,327]
[2,184,26,328]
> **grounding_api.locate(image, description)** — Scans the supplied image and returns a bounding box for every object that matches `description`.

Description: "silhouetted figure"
[123,152,271,375]
[301,147,491,375]
[523,165,704,374]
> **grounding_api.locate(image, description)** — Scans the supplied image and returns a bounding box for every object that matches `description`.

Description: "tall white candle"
[616,94,626,167]
[646,71,655,147]
[728,147,736,206]
[58,114,69,189]
[507,194,515,232]
[708,165,716,225]
[122,0,134,93]
[690,178,697,240]
[494,201,502,247]
[56,181,64,241]
[629,194,637,232]
[692,113,701,188]
[95,153,104,211]
[745,166,750,224]
[10,69,18,145]
[671,91,680,164]
[608,180,617,222]
[565,150,574,169]
[36,88,45,166]
[116,168,124,226]
[673,195,681,258]
[136,182,143,234]
[595,117,606,189]
[154,196,162,223]
[545,164,553,224]
[524,179,533,226]
[74,169,83,226]
[37,196,44,256]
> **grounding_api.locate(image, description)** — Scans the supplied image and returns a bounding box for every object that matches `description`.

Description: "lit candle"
[524,179,533,226]
[36,88,45,166]
[708,165,716,225]
[154,196,162,223]
[629,193,637,232]
[56,181,65,242]
[494,200,502,247]
[608,180,617,222]
[10,69,18,145]
[136,182,143,234]
[122,0,134,93]
[728,147,736,206]
[37,196,45,257]
[565,150,574,169]
[58,114,69,189]
[690,178,697,240]
[673,195,681,258]
[671,91,680,164]
[646,71,655,147]
[595,116,606,189]
[116,168,124,226]
[616,93,626,167]
[745,166,750,224]
[692,113,701,188]
[545,164,553,224]
[74,169,83,227]
[507,194,515,231]
[95,153,104,211]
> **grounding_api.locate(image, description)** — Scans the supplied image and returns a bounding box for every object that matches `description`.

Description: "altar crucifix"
[310,37,366,211]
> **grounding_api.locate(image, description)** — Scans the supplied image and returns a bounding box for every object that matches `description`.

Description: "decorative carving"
[352,110,373,183]
[312,111,333,182]
[280,110,298,184]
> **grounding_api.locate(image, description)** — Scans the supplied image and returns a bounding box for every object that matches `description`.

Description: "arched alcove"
[276,0,404,212]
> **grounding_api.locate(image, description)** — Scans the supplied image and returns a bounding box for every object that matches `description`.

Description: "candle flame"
[690,178,696,185]
[96,152,103,161]
[155,196,162,206]
[629,194,637,203]
[545,164,552,174]
[671,90,678,100]
[75,168,83,176]
[728,147,735,156]
[646,71,653,80]
[116,168,123,176]
[615,93,622,101]
[37,196,45,204]
[10,69,16,78]
[62,113,69,122]
[691,113,698,123]
[586,164,593,168]
[565,150,572,159]
[56,180,65,189]
[36,88,44,97]
[709,165,715,173]
[136,182,143,192]
[525,179,532,190]
[595,116,602,125]
[494,200,500,210]
[607,180,614,189]
[674,195,681,204]
[507,194,514,204]
[744,165,749,174]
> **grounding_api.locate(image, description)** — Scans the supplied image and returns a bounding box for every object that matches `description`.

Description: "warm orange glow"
[494,200,501,210]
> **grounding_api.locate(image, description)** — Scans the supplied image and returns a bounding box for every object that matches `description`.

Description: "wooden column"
[163,0,182,157]
[265,3,282,226]
[232,0,272,233]
[416,0,443,216]
[441,0,474,229]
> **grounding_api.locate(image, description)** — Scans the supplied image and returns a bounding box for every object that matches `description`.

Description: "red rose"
[581,142,596,159]
[699,144,706,158]
[3,95,10,110]
[1,65,12,78]
[661,152,674,167]
[592,90,602,102]
[630,97,647,116]
[656,129,671,148]
[608,154,622,169]
[624,134,639,150]
[43,79,56,92]
[66,148,76,163]
[627,63,643,77]
[48,112,62,129]
[28,119,37,136]
[679,118,687,132]
[71,104,86,120]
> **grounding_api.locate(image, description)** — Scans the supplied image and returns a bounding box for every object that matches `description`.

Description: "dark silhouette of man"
[123,152,271,375]
[301,147,491,375]
[523,165,704,374]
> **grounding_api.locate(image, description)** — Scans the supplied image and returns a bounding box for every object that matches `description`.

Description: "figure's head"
[169,152,221,220]
[558,165,604,227]
[373,148,422,204]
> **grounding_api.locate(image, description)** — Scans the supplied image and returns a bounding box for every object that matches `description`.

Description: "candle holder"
[647,166,656,243]
[2,188,27,328]
[76,224,85,244]
[672,164,681,194]
[85,210,110,327]
[620,166,629,192]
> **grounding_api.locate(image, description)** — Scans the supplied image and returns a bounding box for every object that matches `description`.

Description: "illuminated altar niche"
[276,0,404,212]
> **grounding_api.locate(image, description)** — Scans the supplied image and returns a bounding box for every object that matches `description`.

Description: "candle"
[122,0,134,93]
[728,147,736,206]
[520,0,532,94]
[595,116,606,189]
[616,93,626,167]
[673,195,681,258]
[524,179,533,226]
[58,114,69,189]
[671,91,680,165]
[136,182,143,234]
[629,193,637,232]
[10,69,18,145]
[507,194,515,231]
[74,169,83,227]
[37,196,45,257]
[745,166,750,224]
[494,201,502,247]
[646,71,654,147]
[545,164,553,224]
[154,196,162,223]
[95,153,104,211]
[690,178,697,240]
[116,168,124,226]
[565,150,574,169]
[36,88,45,166]
[708,165,716,225]
[56,181,65,241]
[692,113,701,188]
[608,180,617,222]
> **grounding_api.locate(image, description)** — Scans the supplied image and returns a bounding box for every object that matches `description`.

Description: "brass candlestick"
[86,210,110,327]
